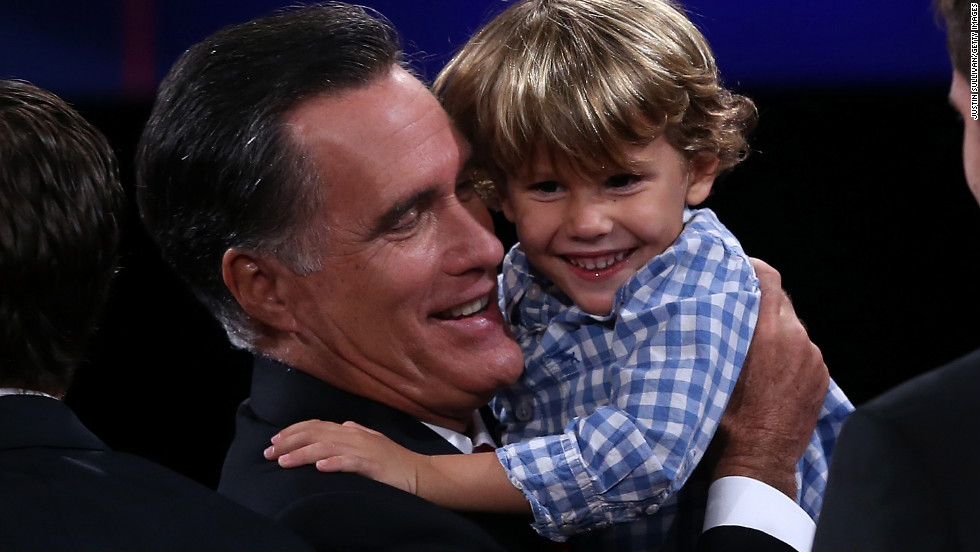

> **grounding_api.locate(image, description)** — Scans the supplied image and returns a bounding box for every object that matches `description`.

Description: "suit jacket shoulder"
[813,348,980,552]
[0,395,312,552]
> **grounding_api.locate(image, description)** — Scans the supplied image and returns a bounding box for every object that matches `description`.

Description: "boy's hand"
[264,420,430,496]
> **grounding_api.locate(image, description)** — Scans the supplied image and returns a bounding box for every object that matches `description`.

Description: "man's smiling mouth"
[434,294,490,320]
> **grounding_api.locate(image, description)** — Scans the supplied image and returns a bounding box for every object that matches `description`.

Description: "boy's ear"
[685,152,721,206]
[221,249,300,334]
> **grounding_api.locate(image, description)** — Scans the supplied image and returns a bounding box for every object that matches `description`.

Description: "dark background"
[3,0,978,488]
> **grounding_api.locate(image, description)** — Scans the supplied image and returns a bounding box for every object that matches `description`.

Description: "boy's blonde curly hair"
[435,0,757,199]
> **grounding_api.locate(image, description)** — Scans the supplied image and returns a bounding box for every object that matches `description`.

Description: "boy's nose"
[565,199,613,240]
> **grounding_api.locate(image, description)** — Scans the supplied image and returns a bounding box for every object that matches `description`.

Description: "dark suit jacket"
[698,526,797,552]
[0,394,312,552]
[812,347,979,552]
[218,356,548,552]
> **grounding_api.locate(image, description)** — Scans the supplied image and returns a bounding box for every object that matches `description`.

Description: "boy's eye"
[606,173,641,189]
[529,180,562,194]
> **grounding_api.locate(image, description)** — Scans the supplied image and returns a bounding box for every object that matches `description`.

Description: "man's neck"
[267,346,479,433]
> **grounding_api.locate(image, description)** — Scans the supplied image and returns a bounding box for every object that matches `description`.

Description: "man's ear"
[685,152,721,206]
[222,249,300,334]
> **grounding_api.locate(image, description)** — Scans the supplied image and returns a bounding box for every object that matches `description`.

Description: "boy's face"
[501,135,718,316]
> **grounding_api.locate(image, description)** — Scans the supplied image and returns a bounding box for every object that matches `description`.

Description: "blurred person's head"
[936,0,979,201]
[0,80,124,397]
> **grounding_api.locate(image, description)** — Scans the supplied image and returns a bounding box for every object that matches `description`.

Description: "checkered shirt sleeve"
[493,209,762,542]
[798,376,853,519]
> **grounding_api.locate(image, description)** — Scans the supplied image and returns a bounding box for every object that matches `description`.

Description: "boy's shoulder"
[682,207,750,259]
[634,207,756,290]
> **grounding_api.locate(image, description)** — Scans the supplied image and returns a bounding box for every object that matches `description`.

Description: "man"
[812,0,979,550]
[137,3,828,551]
[0,80,312,551]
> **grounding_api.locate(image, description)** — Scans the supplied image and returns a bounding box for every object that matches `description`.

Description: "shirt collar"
[500,245,607,331]
[0,388,60,400]
[421,410,495,454]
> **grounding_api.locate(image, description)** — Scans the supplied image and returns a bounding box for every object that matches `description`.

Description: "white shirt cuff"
[703,476,815,552]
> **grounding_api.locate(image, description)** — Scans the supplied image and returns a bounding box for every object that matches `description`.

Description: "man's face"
[500,136,716,315]
[951,70,980,204]
[279,68,524,429]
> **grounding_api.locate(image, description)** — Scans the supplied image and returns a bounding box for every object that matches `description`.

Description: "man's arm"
[699,259,828,552]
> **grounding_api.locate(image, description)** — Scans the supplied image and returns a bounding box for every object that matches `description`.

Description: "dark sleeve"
[811,407,952,552]
[698,526,797,552]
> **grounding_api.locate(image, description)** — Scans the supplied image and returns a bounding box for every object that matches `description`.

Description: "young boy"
[267,0,853,549]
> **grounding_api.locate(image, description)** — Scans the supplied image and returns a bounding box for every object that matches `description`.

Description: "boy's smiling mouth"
[562,249,635,278]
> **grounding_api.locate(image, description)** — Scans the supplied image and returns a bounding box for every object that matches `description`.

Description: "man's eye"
[529,180,562,194]
[391,207,421,233]
[606,174,640,189]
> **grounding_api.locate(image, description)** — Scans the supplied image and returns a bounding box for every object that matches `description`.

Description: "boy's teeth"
[445,294,490,318]
[568,251,627,270]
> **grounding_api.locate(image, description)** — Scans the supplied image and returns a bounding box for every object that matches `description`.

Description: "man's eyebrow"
[370,186,440,236]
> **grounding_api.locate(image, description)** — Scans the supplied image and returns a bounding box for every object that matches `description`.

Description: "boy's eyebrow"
[369,187,440,237]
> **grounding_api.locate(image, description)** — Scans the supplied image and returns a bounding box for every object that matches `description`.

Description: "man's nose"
[442,199,504,275]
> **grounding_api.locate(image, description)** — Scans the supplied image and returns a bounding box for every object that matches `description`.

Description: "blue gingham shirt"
[492,208,853,550]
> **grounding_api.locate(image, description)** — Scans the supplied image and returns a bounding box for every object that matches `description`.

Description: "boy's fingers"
[342,420,383,436]
[315,456,370,474]
[277,442,347,468]
[263,445,277,460]
[264,420,387,465]
[267,422,350,459]
[272,419,328,443]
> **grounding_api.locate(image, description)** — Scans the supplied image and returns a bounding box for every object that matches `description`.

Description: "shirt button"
[515,399,535,422]
[526,284,542,300]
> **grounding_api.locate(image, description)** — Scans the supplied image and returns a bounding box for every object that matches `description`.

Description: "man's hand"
[708,259,829,500]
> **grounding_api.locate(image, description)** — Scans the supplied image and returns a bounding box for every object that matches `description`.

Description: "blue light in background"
[0,0,953,101]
